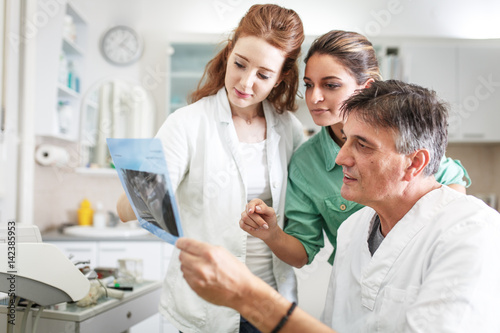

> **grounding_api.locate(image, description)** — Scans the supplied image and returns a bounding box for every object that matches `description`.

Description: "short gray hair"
[340,80,448,176]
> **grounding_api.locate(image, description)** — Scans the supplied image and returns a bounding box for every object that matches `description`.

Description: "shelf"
[62,37,85,56]
[75,167,119,176]
[66,2,88,25]
[170,102,187,110]
[171,71,203,79]
[84,100,98,109]
[58,84,80,99]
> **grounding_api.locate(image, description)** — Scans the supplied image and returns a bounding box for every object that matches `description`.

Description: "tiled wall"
[34,138,124,232]
[33,140,500,232]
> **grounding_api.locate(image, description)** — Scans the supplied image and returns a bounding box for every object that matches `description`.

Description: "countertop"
[42,229,161,242]
[0,280,162,332]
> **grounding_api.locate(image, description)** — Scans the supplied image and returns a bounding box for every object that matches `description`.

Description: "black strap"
[271,301,297,333]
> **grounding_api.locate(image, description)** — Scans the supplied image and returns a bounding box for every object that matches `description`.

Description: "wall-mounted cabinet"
[166,43,221,114]
[401,40,500,143]
[457,45,500,142]
[35,0,88,141]
[164,36,500,143]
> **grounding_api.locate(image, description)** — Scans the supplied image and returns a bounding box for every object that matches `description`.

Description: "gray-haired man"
[178,80,500,333]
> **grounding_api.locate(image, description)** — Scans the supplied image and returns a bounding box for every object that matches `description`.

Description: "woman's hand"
[116,192,137,222]
[239,199,279,241]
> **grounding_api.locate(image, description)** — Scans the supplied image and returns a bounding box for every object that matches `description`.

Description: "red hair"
[189,4,304,113]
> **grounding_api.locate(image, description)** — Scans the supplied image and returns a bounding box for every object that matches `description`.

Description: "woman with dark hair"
[241,30,470,269]
[117,4,304,333]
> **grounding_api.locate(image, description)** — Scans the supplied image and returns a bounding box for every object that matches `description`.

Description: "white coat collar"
[215,87,279,128]
[215,87,282,210]
[360,186,449,310]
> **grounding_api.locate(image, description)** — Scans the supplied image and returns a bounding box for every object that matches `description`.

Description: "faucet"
[72,259,91,266]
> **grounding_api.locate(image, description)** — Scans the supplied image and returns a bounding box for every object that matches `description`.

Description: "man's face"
[335,112,409,207]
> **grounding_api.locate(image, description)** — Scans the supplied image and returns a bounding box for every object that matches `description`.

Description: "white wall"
[0,0,21,225]
[71,0,500,128]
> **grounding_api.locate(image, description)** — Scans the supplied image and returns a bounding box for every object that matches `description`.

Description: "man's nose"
[336,142,351,166]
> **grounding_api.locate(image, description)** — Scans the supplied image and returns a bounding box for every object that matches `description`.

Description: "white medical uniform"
[323,186,500,332]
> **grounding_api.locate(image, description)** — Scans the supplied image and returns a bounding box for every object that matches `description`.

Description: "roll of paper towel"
[35,144,70,166]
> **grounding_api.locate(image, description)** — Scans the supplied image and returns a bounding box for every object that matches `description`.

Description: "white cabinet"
[457,45,500,142]
[48,240,98,267]
[47,239,174,332]
[47,240,166,281]
[402,40,500,142]
[35,0,88,141]
[400,44,461,140]
[166,42,220,114]
[98,241,163,280]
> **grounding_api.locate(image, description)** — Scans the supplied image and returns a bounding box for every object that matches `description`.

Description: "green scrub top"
[284,126,471,265]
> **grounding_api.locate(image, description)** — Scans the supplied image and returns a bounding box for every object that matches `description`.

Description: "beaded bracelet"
[271,301,297,333]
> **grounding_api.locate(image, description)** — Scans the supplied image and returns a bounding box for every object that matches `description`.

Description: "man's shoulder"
[422,186,500,230]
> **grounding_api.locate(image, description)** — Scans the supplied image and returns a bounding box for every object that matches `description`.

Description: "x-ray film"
[107,138,183,244]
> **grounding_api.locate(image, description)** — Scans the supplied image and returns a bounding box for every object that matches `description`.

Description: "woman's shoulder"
[292,130,323,157]
[167,94,218,121]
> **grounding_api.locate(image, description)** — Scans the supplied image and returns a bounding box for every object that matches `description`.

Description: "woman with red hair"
[117,4,305,332]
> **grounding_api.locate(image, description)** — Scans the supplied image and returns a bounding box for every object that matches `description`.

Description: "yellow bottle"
[78,199,94,226]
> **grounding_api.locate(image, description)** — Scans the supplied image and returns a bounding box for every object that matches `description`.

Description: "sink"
[63,225,149,238]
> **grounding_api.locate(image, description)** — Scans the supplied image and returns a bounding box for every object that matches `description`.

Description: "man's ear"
[403,149,430,181]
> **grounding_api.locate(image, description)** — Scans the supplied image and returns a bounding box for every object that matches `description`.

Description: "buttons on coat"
[272,181,279,189]
[340,204,347,211]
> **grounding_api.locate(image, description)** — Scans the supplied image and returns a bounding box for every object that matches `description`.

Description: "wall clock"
[100,25,143,66]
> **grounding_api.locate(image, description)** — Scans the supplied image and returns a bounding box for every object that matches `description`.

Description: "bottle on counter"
[93,202,108,229]
[78,199,93,226]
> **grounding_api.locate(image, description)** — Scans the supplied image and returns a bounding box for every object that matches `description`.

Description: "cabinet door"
[162,243,175,276]
[401,44,461,140]
[98,241,163,280]
[458,46,500,142]
[46,241,98,268]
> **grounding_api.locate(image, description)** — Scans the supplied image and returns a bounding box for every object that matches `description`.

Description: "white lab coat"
[323,186,500,332]
[156,88,304,333]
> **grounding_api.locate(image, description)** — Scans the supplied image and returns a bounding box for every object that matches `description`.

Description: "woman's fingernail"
[263,224,269,230]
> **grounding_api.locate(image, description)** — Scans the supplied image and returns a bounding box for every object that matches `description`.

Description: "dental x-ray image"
[121,169,179,237]
[107,138,183,244]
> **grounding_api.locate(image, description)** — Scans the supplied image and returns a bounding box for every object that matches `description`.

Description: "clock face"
[101,26,143,66]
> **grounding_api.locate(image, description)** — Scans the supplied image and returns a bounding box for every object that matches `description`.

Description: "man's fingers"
[176,237,208,256]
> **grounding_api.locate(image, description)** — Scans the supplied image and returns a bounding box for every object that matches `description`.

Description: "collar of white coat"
[215,87,279,127]
[360,186,449,310]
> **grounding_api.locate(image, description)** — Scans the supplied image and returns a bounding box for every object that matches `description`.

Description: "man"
[177,80,500,332]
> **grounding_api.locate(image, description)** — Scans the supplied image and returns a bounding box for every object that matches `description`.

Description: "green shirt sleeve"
[284,163,326,265]
[435,155,471,187]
